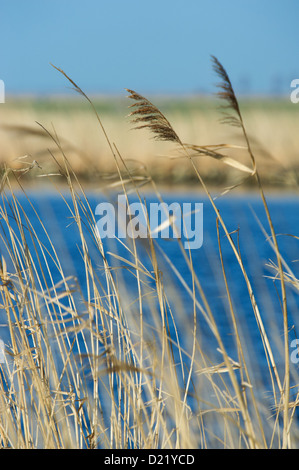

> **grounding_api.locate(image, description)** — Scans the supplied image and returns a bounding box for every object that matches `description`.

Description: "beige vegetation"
[0,59,299,448]
[1,95,299,188]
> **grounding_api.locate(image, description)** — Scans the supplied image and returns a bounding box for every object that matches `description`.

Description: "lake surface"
[1,189,299,439]
[2,189,299,350]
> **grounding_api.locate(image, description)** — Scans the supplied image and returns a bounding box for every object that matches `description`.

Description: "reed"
[1,97,299,188]
[0,57,298,449]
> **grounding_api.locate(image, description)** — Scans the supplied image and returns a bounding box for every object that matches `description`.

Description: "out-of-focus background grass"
[1,96,299,188]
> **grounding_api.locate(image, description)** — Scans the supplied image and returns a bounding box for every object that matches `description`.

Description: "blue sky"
[1,0,299,96]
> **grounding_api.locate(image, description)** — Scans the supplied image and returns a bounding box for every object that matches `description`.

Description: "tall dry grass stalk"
[0,57,298,449]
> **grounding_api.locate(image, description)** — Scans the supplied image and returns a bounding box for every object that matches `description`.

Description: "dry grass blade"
[211,55,242,128]
[1,123,54,138]
[50,63,116,158]
[126,89,182,144]
[50,63,88,100]
[184,143,254,174]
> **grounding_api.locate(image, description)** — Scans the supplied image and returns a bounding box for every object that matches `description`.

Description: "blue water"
[1,189,299,446]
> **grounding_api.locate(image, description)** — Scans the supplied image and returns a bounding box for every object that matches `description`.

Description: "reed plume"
[211,54,243,128]
[126,89,182,145]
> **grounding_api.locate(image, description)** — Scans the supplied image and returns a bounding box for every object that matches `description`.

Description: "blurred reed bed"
[1,94,299,187]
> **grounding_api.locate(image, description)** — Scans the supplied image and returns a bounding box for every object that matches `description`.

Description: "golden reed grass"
[0,56,298,449]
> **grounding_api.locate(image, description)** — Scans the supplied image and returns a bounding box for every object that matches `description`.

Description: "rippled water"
[1,189,299,434]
